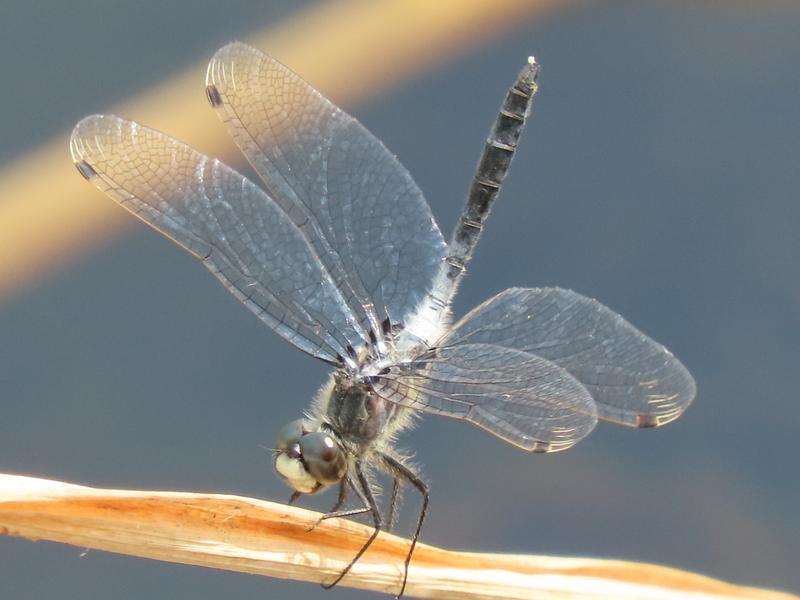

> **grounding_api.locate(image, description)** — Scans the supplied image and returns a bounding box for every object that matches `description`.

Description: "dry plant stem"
[0,474,795,600]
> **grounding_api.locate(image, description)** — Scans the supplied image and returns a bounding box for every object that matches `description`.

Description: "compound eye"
[299,432,346,485]
[275,419,308,456]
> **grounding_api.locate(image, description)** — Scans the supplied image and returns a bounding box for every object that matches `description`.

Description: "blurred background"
[1,1,798,598]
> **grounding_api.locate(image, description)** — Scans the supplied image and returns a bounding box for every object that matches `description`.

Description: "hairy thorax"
[310,371,411,453]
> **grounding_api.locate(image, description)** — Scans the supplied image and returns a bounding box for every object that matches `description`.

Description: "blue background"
[1,2,798,598]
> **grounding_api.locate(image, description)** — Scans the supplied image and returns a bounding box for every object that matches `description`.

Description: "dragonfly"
[70,42,696,597]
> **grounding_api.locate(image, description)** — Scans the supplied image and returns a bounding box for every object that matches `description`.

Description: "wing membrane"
[443,287,696,427]
[372,343,598,452]
[70,114,366,364]
[206,42,447,337]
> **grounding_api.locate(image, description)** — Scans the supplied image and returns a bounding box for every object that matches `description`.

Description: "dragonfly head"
[273,419,347,494]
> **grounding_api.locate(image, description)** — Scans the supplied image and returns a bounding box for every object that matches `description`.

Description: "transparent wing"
[372,343,598,452]
[443,287,696,427]
[70,114,367,365]
[206,42,447,340]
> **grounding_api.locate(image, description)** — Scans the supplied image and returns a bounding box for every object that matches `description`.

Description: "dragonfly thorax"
[323,371,403,446]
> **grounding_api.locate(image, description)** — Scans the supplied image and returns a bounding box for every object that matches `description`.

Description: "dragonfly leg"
[385,475,401,533]
[306,479,361,532]
[320,461,382,590]
[380,452,429,599]
[307,477,377,528]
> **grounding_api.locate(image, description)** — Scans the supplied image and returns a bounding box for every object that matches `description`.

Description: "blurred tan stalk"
[1,474,795,600]
[0,0,571,301]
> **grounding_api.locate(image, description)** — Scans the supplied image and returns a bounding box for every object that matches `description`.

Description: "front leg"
[306,479,364,532]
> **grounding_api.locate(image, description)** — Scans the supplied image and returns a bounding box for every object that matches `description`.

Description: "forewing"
[70,114,366,364]
[372,343,598,452]
[206,42,447,338]
[444,287,696,427]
